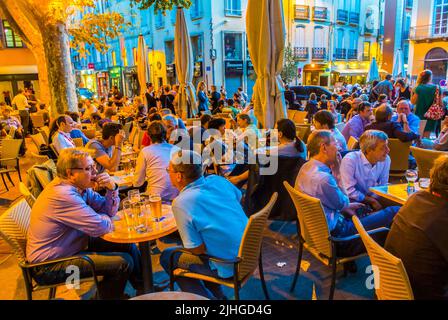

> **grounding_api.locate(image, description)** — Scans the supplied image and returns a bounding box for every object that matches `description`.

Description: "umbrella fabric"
[367,57,380,83]
[137,35,150,96]
[246,0,287,129]
[392,49,405,78]
[175,7,197,119]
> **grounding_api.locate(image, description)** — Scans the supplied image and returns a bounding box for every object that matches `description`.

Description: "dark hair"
[98,105,104,114]
[358,102,372,113]
[107,101,114,107]
[313,110,335,129]
[309,93,317,101]
[417,69,432,85]
[68,112,80,122]
[39,103,46,110]
[395,79,406,87]
[226,99,234,106]
[443,90,448,97]
[104,108,115,119]
[102,122,122,140]
[372,80,379,88]
[90,113,102,122]
[331,93,339,99]
[385,74,393,80]
[375,105,393,123]
[276,118,304,153]
[237,113,251,124]
[378,94,388,102]
[147,121,167,143]
[208,118,226,130]
[200,114,212,127]
[149,113,162,122]
[49,115,69,144]
[148,107,158,115]
[138,105,146,114]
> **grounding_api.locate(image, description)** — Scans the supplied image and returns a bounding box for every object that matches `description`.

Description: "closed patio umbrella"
[367,57,380,83]
[392,49,405,78]
[246,0,287,129]
[137,34,150,96]
[175,7,197,119]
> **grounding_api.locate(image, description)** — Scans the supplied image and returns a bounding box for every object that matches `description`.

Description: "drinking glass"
[128,189,140,204]
[122,158,131,174]
[405,169,418,193]
[122,199,135,231]
[149,193,162,222]
[133,201,148,234]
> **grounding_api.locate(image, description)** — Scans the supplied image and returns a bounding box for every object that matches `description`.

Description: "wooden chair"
[0,139,23,187]
[30,113,46,129]
[388,138,412,177]
[49,143,59,158]
[292,111,308,124]
[72,137,84,147]
[287,109,297,120]
[19,182,36,208]
[296,124,312,143]
[0,199,101,300]
[30,133,47,150]
[347,136,359,150]
[283,181,389,300]
[352,216,414,300]
[169,193,278,300]
[410,146,446,179]
[39,127,50,145]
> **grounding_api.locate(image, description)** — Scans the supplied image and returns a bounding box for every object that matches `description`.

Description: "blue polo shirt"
[172,175,248,278]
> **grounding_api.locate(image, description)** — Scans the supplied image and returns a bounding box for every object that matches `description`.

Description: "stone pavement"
[0,138,375,300]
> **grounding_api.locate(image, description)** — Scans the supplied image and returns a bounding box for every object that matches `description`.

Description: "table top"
[110,170,134,189]
[130,291,209,300]
[103,204,177,244]
[370,183,423,205]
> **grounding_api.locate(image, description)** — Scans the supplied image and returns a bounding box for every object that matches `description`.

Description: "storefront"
[303,64,330,87]
[108,66,123,94]
[223,32,244,97]
[79,69,97,93]
[123,66,139,98]
[96,72,109,99]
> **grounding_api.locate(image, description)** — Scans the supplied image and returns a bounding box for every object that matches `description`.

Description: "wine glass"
[405,169,418,193]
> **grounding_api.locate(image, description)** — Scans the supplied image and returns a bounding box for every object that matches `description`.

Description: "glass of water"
[405,169,418,193]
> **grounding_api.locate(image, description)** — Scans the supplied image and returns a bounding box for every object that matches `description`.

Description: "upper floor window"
[313,26,325,48]
[190,0,202,20]
[224,32,243,60]
[352,0,360,12]
[434,0,448,35]
[2,21,24,48]
[165,40,175,64]
[295,25,306,47]
[155,10,165,29]
[225,0,242,16]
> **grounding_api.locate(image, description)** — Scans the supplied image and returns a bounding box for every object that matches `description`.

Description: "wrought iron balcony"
[334,48,346,60]
[312,47,327,60]
[349,12,360,26]
[337,9,348,24]
[295,5,310,20]
[313,7,328,21]
[294,47,309,60]
[409,24,448,42]
[347,49,358,60]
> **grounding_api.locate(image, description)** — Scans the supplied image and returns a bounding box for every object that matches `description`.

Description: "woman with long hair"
[411,69,443,138]
[196,81,209,113]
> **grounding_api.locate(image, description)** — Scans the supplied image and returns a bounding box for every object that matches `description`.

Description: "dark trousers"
[18,110,30,135]
[33,237,142,299]
[160,246,228,300]
[331,206,400,257]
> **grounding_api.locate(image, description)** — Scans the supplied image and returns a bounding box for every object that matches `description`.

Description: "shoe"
[154,280,170,292]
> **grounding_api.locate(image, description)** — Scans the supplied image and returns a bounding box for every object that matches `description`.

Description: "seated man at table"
[391,100,420,135]
[0,104,26,155]
[163,114,192,150]
[26,148,142,299]
[295,130,399,258]
[85,122,124,174]
[133,121,179,201]
[161,150,248,299]
[49,114,76,154]
[67,111,90,146]
[341,102,373,142]
[341,130,391,211]
[365,104,419,142]
[385,155,448,300]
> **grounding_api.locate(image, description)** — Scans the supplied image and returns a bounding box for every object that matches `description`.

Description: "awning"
[333,68,389,76]
[0,65,38,75]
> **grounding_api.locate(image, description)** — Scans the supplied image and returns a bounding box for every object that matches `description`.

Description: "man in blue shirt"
[160,150,248,299]
[341,130,391,211]
[295,130,399,257]
[372,74,394,101]
[391,100,421,135]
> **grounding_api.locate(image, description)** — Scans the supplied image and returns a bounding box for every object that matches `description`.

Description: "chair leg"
[6,172,14,186]
[290,241,303,292]
[329,257,337,300]
[258,250,270,300]
[48,287,56,300]
[1,174,9,192]
[17,164,22,182]
[234,286,240,301]
[21,270,33,300]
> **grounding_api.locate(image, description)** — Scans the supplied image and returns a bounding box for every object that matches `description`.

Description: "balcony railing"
[294,47,309,60]
[347,49,358,60]
[410,24,448,41]
[295,5,310,20]
[334,48,346,60]
[349,12,360,26]
[337,9,348,24]
[313,6,328,21]
[312,47,327,60]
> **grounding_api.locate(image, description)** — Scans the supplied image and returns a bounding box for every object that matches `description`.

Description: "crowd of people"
[2,69,448,300]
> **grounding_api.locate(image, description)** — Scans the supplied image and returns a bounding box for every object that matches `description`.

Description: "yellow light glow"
[311,64,315,68]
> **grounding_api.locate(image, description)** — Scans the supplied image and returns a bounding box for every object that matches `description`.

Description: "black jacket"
[365,121,419,142]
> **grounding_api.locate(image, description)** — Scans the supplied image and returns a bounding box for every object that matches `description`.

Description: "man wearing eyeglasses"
[27,148,142,299]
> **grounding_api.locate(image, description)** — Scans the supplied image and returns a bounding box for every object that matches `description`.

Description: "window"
[295,25,306,47]
[224,33,243,60]
[190,0,202,20]
[191,35,203,61]
[352,0,360,12]
[434,0,448,35]
[349,31,356,49]
[2,20,24,48]
[170,8,177,25]
[165,40,175,64]
[155,10,164,29]
[314,26,325,48]
[363,41,371,59]
[337,28,345,48]
[225,0,242,16]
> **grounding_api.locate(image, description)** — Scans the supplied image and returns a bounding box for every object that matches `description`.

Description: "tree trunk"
[32,45,51,108]
[39,21,78,116]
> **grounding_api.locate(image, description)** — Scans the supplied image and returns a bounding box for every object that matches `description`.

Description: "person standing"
[209,85,221,114]
[11,89,31,135]
[393,79,411,106]
[2,90,11,106]
[159,85,176,115]
[196,81,209,113]
[411,70,443,138]
[372,74,394,101]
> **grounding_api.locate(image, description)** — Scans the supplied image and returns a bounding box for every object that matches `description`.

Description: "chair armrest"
[329,227,390,243]
[0,157,19,162]
[22,255,96,269]
[168,247,241,265]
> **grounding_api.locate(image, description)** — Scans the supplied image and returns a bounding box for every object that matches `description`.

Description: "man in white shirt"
[51,115,76,154]
[11,89,31,134]
[133,121,179,201]
[340,130,391,211]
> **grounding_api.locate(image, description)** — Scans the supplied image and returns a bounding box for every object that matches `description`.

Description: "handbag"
[424,86,445,121]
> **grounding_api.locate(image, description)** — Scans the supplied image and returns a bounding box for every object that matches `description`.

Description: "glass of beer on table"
[149,193,162,222]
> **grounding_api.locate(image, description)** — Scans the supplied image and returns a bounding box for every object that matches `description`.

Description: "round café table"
[130,291,209,300]
[103,204,177,293]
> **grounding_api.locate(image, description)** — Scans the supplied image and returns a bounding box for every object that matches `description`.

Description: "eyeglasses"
[166,167,183,174]
[71,165,97,173]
